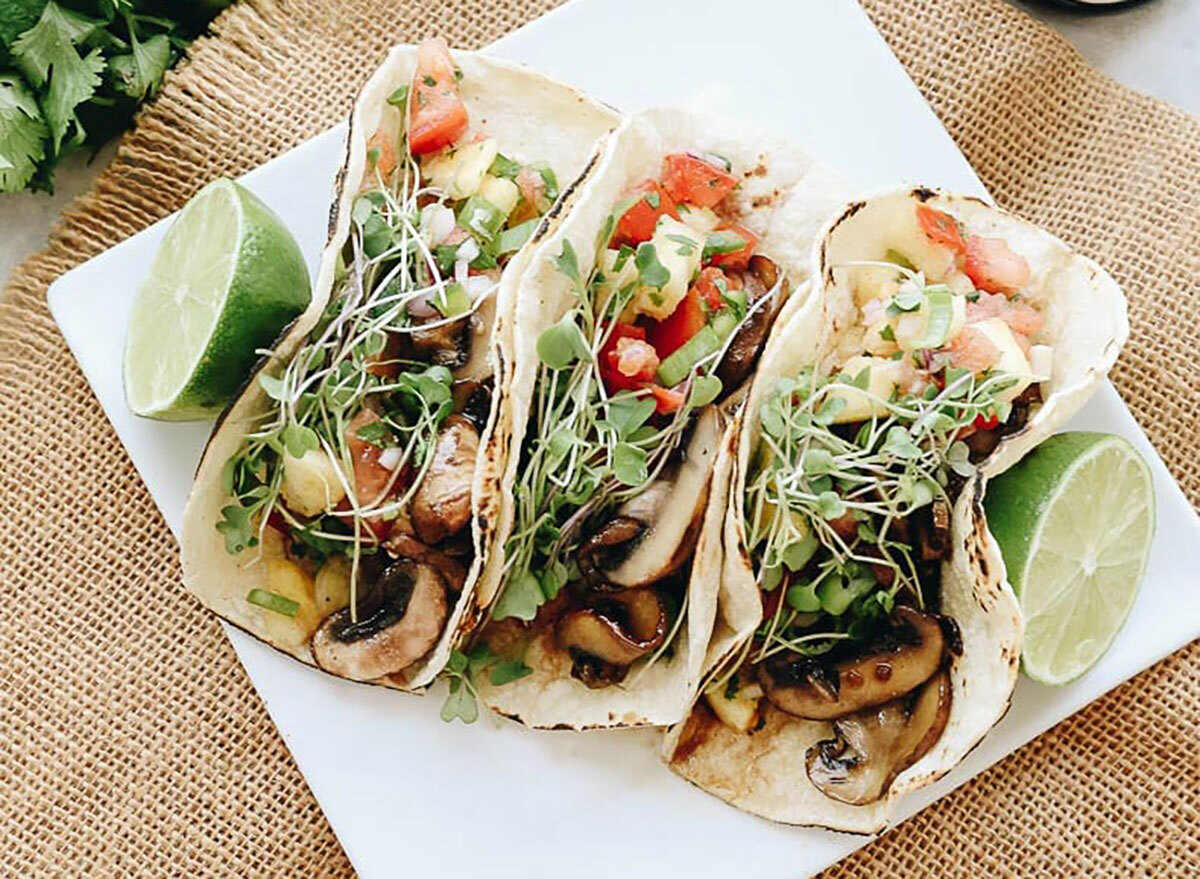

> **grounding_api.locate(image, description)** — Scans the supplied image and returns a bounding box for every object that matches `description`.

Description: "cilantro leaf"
[0,0,44,56]
[0,73,46,191]
[12,2,106,152]
[109,31,169,100]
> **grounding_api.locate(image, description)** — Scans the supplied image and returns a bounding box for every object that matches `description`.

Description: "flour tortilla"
[180,45,617,690]
[471,108,850,728]
[665,186,1126,832]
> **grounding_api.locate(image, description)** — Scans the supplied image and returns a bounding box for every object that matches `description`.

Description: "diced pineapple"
[971,317,1035,403]
[259,558,321,648]
[704,678,761,733]
[281,449,346,517]
[480,174,519,216]
[419,138,499,200]
[594,247,640,314]
[822,355,902,423]
[678,204,720,234]
[853,266,901,306]
[451,138,498,199]
[629,216,703,321]
[863,321,899,356]
[259,521,288,557]
[314,555,352,615]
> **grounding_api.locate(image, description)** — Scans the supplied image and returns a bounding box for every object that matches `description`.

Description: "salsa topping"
[216,40,561,682]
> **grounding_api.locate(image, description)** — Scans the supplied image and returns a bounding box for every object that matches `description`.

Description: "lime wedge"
[984,432,1154,685]
[123,178,310,420]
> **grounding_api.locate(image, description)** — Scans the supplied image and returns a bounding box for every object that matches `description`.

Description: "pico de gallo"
[483,150,791,692]
[687,199,1050,806]
[215,38,565,683]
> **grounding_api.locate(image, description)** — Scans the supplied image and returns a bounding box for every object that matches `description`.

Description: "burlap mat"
[1,0,1196,875]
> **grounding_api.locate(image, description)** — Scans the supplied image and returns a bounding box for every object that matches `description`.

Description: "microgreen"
[635,242,669,288]
[745,358,1014,662]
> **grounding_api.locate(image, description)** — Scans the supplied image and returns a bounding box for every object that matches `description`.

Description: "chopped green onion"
[455,195,506,242]
[656,325,721,387]
[247,589,299,618]
[497,219,538,255]
[432,283,471,319]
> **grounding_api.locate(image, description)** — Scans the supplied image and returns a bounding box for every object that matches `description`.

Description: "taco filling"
[690,201,1050,805]
[212,39,570,681]
[482,151,789,690]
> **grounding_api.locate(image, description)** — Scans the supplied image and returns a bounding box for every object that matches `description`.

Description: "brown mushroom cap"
[411,415,478,545]
[715,254,787,393]
[557,588,667,667]
[310,558,447,681]
[805,668,952,805]
[759,606,947,720]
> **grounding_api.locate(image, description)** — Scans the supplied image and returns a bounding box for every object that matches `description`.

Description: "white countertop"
[1,0,1197,289]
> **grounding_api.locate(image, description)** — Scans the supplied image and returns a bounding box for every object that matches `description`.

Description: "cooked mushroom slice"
[716,255,787,392]
[410,315,473,369]
[558,587,667,669]
[915,497,952,562]
[411,414,478,544]
[805,668,952,805]
[451,292,496,382]
[577,516,646,580]
[759,606,947,720]
[311,558,448,681]
[383,533,468,593]
[599,407,720,588]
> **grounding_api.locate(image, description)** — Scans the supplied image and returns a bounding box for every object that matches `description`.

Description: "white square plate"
[46,0,1200,876]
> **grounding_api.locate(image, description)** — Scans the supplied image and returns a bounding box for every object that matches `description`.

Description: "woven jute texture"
[1,0,1196,875]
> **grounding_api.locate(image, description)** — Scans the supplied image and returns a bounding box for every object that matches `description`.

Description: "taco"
[664,187,1127,831]
[179,39,617,689]
[469,109,850,728]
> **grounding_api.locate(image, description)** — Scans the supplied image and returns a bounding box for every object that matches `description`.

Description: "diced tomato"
[648,384,686,415]
[946,325,1001,373]
[613,337,660,380]
[973,413,1001,430]
[346,410,394,508]
[267,508,290,535]
[692,266,731,311]
[646,285,709,359]
[661,153,737,208]
[409,38,468,156]
[916,204,966,254]
[366,130,398,179]
[707,222,758,270]
[761,579,783,617]
[966,290,1044,336]
[599,323,653,393]
[964,236,1031,295]
[610,180,678,247]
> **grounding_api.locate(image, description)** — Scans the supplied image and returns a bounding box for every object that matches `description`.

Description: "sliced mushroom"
[453,378,494,431]
[595,407,720,588]
[577,516,647,580]
[383,532,468,593]
[311,558,448,681]
[411,415,478,544]
[558,587,667,674]
[759,606,947,720]
[410,315,472,370]
[716,254,788,392]
[915,497,952,562]
[452,293,496,382]
[805,668,952,805]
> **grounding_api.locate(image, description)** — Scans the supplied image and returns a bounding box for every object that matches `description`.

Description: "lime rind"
[124,178,310,420]
[985,433,1154,686]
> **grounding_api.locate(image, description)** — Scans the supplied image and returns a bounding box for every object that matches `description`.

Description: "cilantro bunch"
[0,0,232,193]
